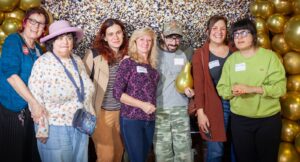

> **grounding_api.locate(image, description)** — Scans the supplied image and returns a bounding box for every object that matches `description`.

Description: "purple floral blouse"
[113,58,160,121]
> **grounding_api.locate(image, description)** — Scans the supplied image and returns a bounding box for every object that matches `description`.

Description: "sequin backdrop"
[42,0,251,56]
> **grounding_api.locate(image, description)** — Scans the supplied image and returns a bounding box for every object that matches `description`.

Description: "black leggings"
[231,113,281,162]
[0,104,40,162]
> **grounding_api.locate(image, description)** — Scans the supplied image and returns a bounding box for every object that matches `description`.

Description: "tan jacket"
[82,49,109,115]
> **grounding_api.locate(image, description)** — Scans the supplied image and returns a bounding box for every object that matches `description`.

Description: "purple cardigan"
[113,58,159,121]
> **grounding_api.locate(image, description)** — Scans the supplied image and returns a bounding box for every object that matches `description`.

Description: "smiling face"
[209,20,227,45]
[136,35,152,56]
[53,33,74,58]
[23,13,46,40]
[104,24,124,52]
[163,34,182,52]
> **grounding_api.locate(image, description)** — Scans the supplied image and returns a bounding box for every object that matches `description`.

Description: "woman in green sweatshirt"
[217,18,286,162]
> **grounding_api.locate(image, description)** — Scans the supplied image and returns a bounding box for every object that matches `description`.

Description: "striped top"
[101,62,121,110]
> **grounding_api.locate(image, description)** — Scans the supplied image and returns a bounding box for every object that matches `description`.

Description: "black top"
[209,51,231,86]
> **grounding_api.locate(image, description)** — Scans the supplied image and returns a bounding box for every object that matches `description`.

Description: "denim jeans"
[206,99,234,162]
[36,125,88,162]
[120,117,155,162]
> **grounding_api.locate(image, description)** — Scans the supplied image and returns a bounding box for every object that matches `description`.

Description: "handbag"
[51,52,96,135]
[72,108,96,135]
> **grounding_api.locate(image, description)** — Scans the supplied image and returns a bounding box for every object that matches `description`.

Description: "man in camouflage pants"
[154,20,194,162]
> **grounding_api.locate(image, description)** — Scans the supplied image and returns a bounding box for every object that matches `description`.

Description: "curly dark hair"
[92,18,128,64]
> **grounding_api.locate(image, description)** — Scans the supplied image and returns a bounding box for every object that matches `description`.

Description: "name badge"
[208,60,220,69]
[174,58,184,65]
[235,63,246,72]
[137,66,148,73]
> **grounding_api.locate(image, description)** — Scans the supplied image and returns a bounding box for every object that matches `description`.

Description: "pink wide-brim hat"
[40,20,84,43]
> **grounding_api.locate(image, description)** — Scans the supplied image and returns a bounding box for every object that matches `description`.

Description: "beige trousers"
[92,108,124,162]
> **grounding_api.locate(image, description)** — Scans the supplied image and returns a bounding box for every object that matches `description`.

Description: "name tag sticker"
[174,58,184,65]
[137,66,148,73]
[208,60,220,69]
[235,63,246,72]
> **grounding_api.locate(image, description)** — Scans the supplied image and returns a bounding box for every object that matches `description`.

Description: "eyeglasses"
[27,18,46,28]
[165,35,182,42]
[233,30,251,39]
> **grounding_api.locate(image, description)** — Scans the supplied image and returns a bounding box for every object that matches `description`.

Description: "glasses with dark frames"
[27,18,46,28]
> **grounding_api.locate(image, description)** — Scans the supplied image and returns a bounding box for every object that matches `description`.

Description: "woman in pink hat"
[0,7,49,162]
[28,20,95,162]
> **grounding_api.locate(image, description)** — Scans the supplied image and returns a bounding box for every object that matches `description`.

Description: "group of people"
[0,7,286,162]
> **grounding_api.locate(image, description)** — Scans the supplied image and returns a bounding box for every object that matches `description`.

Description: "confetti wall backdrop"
[42,0,251,56]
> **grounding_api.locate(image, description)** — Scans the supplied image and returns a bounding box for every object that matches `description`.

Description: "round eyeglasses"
[233,30,251,39]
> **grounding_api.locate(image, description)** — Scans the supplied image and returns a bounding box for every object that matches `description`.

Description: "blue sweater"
[0,33,42,112]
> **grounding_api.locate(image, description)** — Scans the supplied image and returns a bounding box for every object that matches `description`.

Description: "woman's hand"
[232,84,263,96]
[196,109,210,133]
[30,101,47,123]
[141,102,156,114]
[184,87,195,98]
[37,137,48,144]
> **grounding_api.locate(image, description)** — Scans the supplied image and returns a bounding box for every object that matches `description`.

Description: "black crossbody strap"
[90,49,99,81]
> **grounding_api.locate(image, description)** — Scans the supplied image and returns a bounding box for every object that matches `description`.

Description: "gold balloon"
[176,62,193,93]
[257,33,271,49]
[5,9,25,21]
[266,14,287,33]
[271,34,290,55]
[2,18,22,35]
[284,15,300,52]
[278,142,300,162]
[295,133,300,153]
[0,0,19,12]
[255,17,268,34]
[281,119,300,142]
[280,92,300,120]
[258,1,275,19]
[283,52,300,75]
[293,0,300,15]
[0,27,7,45]
[19,0,41,11]
[287,75,300,92]
[269,0,292,15]
[0,12,4,24]
[250,2,260,17]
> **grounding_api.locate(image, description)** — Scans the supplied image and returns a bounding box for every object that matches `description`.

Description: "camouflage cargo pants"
[153,107,193,162]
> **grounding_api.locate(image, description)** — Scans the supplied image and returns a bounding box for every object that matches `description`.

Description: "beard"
[166,44,179,52]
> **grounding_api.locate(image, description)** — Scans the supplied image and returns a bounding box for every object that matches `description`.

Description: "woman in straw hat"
[28,20,95,162]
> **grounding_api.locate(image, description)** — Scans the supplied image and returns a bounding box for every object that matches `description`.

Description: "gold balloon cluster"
[251,0,300,161]
[0,0,41,56]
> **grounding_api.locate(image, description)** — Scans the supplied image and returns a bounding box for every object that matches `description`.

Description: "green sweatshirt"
[217,47,286,118]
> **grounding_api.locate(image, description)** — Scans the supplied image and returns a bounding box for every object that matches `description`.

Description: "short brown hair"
[23,7,50,29]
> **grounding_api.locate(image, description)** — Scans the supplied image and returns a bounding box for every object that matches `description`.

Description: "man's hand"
[184,87,195,98]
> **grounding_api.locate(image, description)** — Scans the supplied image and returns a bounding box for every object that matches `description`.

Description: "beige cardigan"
[82,49,109,115]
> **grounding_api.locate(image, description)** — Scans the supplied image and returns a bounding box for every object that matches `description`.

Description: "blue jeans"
[120,117,155,162]
[206,99,235,162]
[36,125,88,162]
